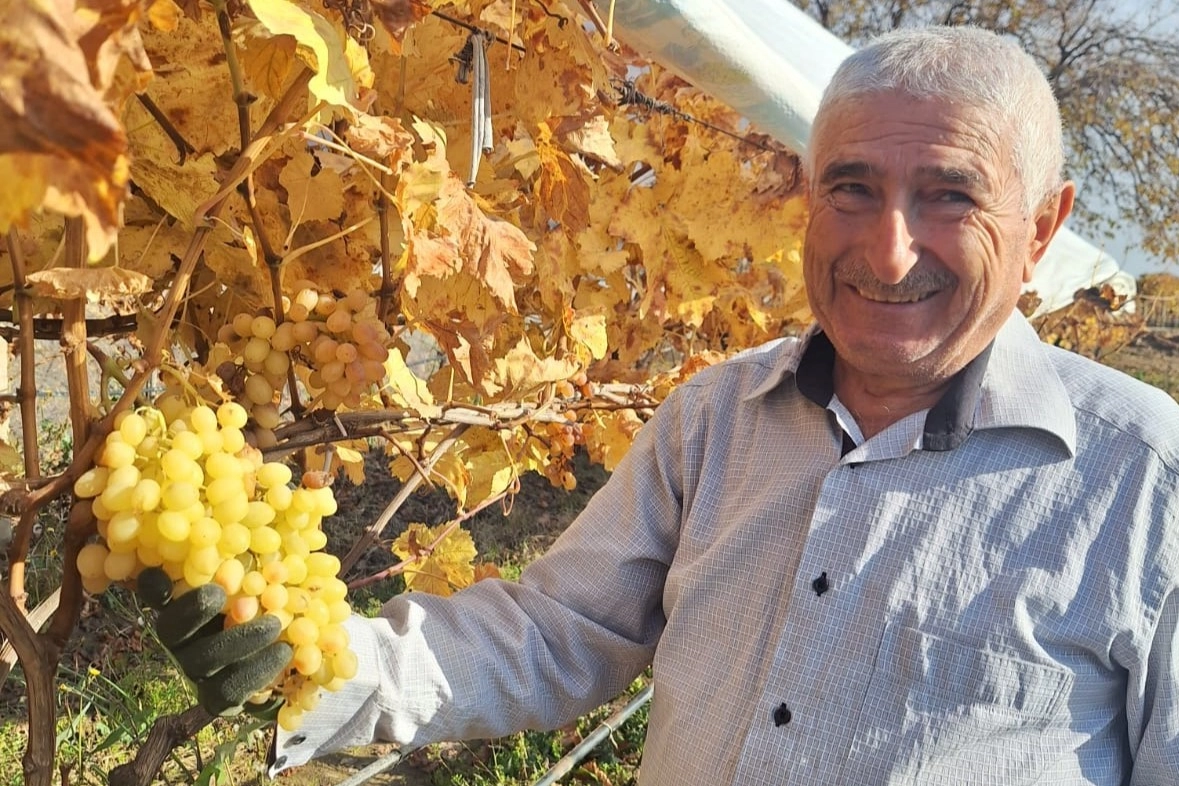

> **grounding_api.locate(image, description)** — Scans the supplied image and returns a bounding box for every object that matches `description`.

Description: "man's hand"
[138,567,292,716]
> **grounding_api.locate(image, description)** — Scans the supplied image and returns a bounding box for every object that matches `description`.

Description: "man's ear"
[1023,181,1076,283]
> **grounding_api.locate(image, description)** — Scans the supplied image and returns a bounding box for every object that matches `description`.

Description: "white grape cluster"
[291,283,391,411]
[211,284,390,447]
[212,314,291,446]
[73,401,356,731]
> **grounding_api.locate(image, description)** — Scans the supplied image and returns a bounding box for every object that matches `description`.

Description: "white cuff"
[268,615,386,775]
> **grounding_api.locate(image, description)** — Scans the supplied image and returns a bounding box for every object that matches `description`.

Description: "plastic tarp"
[592,0,1134,315]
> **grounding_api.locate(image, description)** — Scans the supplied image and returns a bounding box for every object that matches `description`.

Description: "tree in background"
[792,0,1179,264]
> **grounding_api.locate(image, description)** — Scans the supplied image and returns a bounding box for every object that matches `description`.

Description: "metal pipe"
[532,684,653,786]
[335,747,408,786]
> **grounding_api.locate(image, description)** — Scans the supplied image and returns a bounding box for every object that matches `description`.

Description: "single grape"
[76,542,110,579]
[217,402,249,430]
[190,405,219,434]
[260,583,289,611]
[117,412,150,447]
[251,315,277,340]
[292,643,323,676]
[286,617,319,647]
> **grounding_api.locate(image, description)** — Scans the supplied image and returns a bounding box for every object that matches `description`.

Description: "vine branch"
[5,231,39,483]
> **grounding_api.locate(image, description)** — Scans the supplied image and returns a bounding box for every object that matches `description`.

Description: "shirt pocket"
[843,623,1074,786]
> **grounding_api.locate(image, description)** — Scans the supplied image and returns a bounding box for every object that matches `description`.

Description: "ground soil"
[1097,329,1179,398]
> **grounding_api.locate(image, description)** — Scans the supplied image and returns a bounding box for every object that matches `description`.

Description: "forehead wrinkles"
[812,98,1009,183]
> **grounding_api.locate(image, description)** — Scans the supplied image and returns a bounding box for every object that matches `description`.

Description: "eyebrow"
[818,161,986,190]
[818,160,872,185]
[915,165,984,189]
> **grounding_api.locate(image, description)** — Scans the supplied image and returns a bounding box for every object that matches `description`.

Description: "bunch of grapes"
[72,401,355,730]
[211,284,391,443]
[515,420,582,491]
[211,313,296,448]
[288,283,391,411]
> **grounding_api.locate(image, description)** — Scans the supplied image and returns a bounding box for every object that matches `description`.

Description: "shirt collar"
[742,312,1076,455]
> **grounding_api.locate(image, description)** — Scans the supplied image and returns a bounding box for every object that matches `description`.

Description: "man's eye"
[934,190,974,204]
[832,183,869,196]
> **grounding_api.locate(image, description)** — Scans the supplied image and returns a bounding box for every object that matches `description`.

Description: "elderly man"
[160,25,1179,785]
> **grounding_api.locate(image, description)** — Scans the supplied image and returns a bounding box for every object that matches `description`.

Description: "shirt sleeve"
[1129,586,1179,784]
[270,388,691,775]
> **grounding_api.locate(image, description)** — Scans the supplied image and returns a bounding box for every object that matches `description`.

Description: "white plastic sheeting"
[592,0,1134,315]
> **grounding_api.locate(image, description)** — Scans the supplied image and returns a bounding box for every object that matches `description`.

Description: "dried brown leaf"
[369,0,432,48]
[26,266,152,302]
[0,0,130,259]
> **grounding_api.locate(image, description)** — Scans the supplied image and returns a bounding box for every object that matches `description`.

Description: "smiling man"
[154,26,1179,786]
[803,50,1075,439]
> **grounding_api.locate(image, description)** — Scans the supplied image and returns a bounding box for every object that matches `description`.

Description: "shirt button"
[811,571,829,596]
[773,703,792,727]
[285,734,307,747]
[272,755,288,769]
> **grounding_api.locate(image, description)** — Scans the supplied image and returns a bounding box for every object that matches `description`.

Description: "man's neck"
[832,359,953,440]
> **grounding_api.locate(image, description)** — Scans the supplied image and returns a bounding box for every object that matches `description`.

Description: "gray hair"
[807,26,1064,211]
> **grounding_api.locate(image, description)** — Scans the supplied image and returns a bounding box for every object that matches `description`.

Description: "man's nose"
[864,207,920,285]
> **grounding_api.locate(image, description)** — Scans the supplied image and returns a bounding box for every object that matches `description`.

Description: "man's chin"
[833,342,947,383]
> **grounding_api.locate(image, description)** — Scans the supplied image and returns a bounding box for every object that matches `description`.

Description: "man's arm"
[1129,586,1179,784]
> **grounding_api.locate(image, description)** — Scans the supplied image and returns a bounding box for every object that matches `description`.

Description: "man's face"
[803,92,1048,386]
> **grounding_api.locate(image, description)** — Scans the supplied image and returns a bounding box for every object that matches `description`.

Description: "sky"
[1073,1,1177,278]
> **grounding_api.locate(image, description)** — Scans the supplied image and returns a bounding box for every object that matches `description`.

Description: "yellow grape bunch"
[212,283,392,445]
[72,401,356,731]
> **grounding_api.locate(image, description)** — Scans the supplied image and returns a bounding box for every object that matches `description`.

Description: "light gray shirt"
[273,313,1179,785]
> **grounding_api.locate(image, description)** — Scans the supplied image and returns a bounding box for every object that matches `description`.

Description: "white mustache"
[833,260,956,300]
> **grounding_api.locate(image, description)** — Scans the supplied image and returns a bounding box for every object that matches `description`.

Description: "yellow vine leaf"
[124,99,220,228]
[0,0,130,260]
[383,347,441,418]
[248,0,362,111]
[534,121,591,233]
[236,24,298,101]
[345,114,415,164]
[465,449,516,507]
[556,115,622,170]
[0,439,22,477]
[434,176,536,311]
[583,409,644,472]
[25,267,152,303]
[140,15,239,156]
[492,337,579,398]
[202,236,272,310]
[280,148,345,224]
[568,307,608,360]
[368,0,435,53]
[392,522,478,597]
